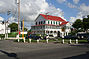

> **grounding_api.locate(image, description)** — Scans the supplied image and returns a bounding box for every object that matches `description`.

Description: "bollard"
[69,39,72,44]
[62,39,64,44]
[46,39,49,43]
[37,39,39,43]
[23,38,25,43]
[17,34,19,42]
[29,38,31,43]
[18,39,19,42]
[76,39,78,44]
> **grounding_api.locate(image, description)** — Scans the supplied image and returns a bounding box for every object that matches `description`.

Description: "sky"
[0,0,89,29]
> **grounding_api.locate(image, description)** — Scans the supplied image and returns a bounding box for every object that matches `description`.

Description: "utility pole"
[5,21,6,39]
[17,0,20,42]
[22,19,24,39]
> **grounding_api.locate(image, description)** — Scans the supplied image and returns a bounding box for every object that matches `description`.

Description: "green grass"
[14,38,88,44]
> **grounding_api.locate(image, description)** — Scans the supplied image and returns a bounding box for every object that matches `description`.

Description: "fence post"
[23,37,25,43]
[62,39,64,44]
[76,39,78,44]
[46,39,49,43]
[37,39,39,43]
[69,39,72,44]
[29,38,31,43]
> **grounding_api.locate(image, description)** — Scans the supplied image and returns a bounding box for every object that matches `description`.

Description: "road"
[0,40,89,59]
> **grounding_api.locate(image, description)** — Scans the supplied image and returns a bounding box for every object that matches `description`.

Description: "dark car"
[64,35,78,39]
[87,36,89,42]
[25,34,41,40]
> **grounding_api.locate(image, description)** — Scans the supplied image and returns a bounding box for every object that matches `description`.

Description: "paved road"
[0,40,89,59]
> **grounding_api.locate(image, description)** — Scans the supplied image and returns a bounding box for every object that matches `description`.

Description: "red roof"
[32,24,60,26]
[60,22,68,26]
[40,14,66,22]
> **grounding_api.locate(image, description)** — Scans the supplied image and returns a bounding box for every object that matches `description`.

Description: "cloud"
[0,16,4,21]
[73,0,80,4]
[77,3,89,19]
[57,0,66,3]
[67,3,77,8]
[0,0,64,29]
[69,3,89,24]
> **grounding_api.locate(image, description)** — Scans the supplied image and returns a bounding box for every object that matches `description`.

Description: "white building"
[31,14,71,38]
[0,22,10,34]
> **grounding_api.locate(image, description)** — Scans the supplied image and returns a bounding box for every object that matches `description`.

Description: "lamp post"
[17,0,20,42]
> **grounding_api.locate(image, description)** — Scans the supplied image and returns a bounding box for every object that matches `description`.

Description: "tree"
[72,19,83,30]
[83,16,89,31]
[24,27,28,31]
[72,15,89,32]
[8,23,18,32]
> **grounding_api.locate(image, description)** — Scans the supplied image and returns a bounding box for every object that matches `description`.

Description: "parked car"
[64,35,78,39]
[87,36,89,42]
[25,34,41,40]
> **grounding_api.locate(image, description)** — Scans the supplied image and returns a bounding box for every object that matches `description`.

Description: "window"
[59,22,60,24]
[56,22,57,25]
[54,21,55,24]
[39,22,40,25]
[41,21,42,24]
[51,21,52,24]
[36,22,37,25]
[44,21,45,24]
[48,21,49,24]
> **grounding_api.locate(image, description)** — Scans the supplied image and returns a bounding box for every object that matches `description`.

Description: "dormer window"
[44,21,45,24]
[56,22,57,25]
[36,22,37,25]
[59,22,60,25]
[51,21,52,24]
[41,21,42,24]
[54,21,55,24]
[39,22,40,25]
[48,21,49,24]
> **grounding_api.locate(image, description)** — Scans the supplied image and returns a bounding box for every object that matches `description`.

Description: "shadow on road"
[70,43,89,48]
[0,50,19,59]
[64,51,89,59]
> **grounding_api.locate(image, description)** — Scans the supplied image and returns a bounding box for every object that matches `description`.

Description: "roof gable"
[40,14,66,22]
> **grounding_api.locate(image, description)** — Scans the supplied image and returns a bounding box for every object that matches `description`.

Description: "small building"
[0,22,10,34]
[31,14,71,38]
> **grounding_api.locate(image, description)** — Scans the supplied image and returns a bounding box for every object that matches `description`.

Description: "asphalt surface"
[0,40,89,59]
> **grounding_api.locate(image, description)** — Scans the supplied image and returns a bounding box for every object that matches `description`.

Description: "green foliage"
[69,29,77,35]
[72,15,89,32]
[36,34,40,36]
[72,19,83,29]
[83,18,89,31]
[8,32,18,37]
[8,23,18,32]
[24,27,28,31]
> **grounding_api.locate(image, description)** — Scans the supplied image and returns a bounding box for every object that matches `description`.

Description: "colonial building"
[0,22,10,34]
[31,14,71,38]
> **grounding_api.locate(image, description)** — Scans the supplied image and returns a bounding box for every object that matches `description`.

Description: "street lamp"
[16,0,20,42]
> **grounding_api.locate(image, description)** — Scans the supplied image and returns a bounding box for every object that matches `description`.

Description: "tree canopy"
[8,23,18,32]
[8,23,28,32]
[72,15,89,32]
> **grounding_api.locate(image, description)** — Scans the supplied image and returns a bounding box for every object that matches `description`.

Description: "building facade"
[31,14,71,38]
[0,22,10,34]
